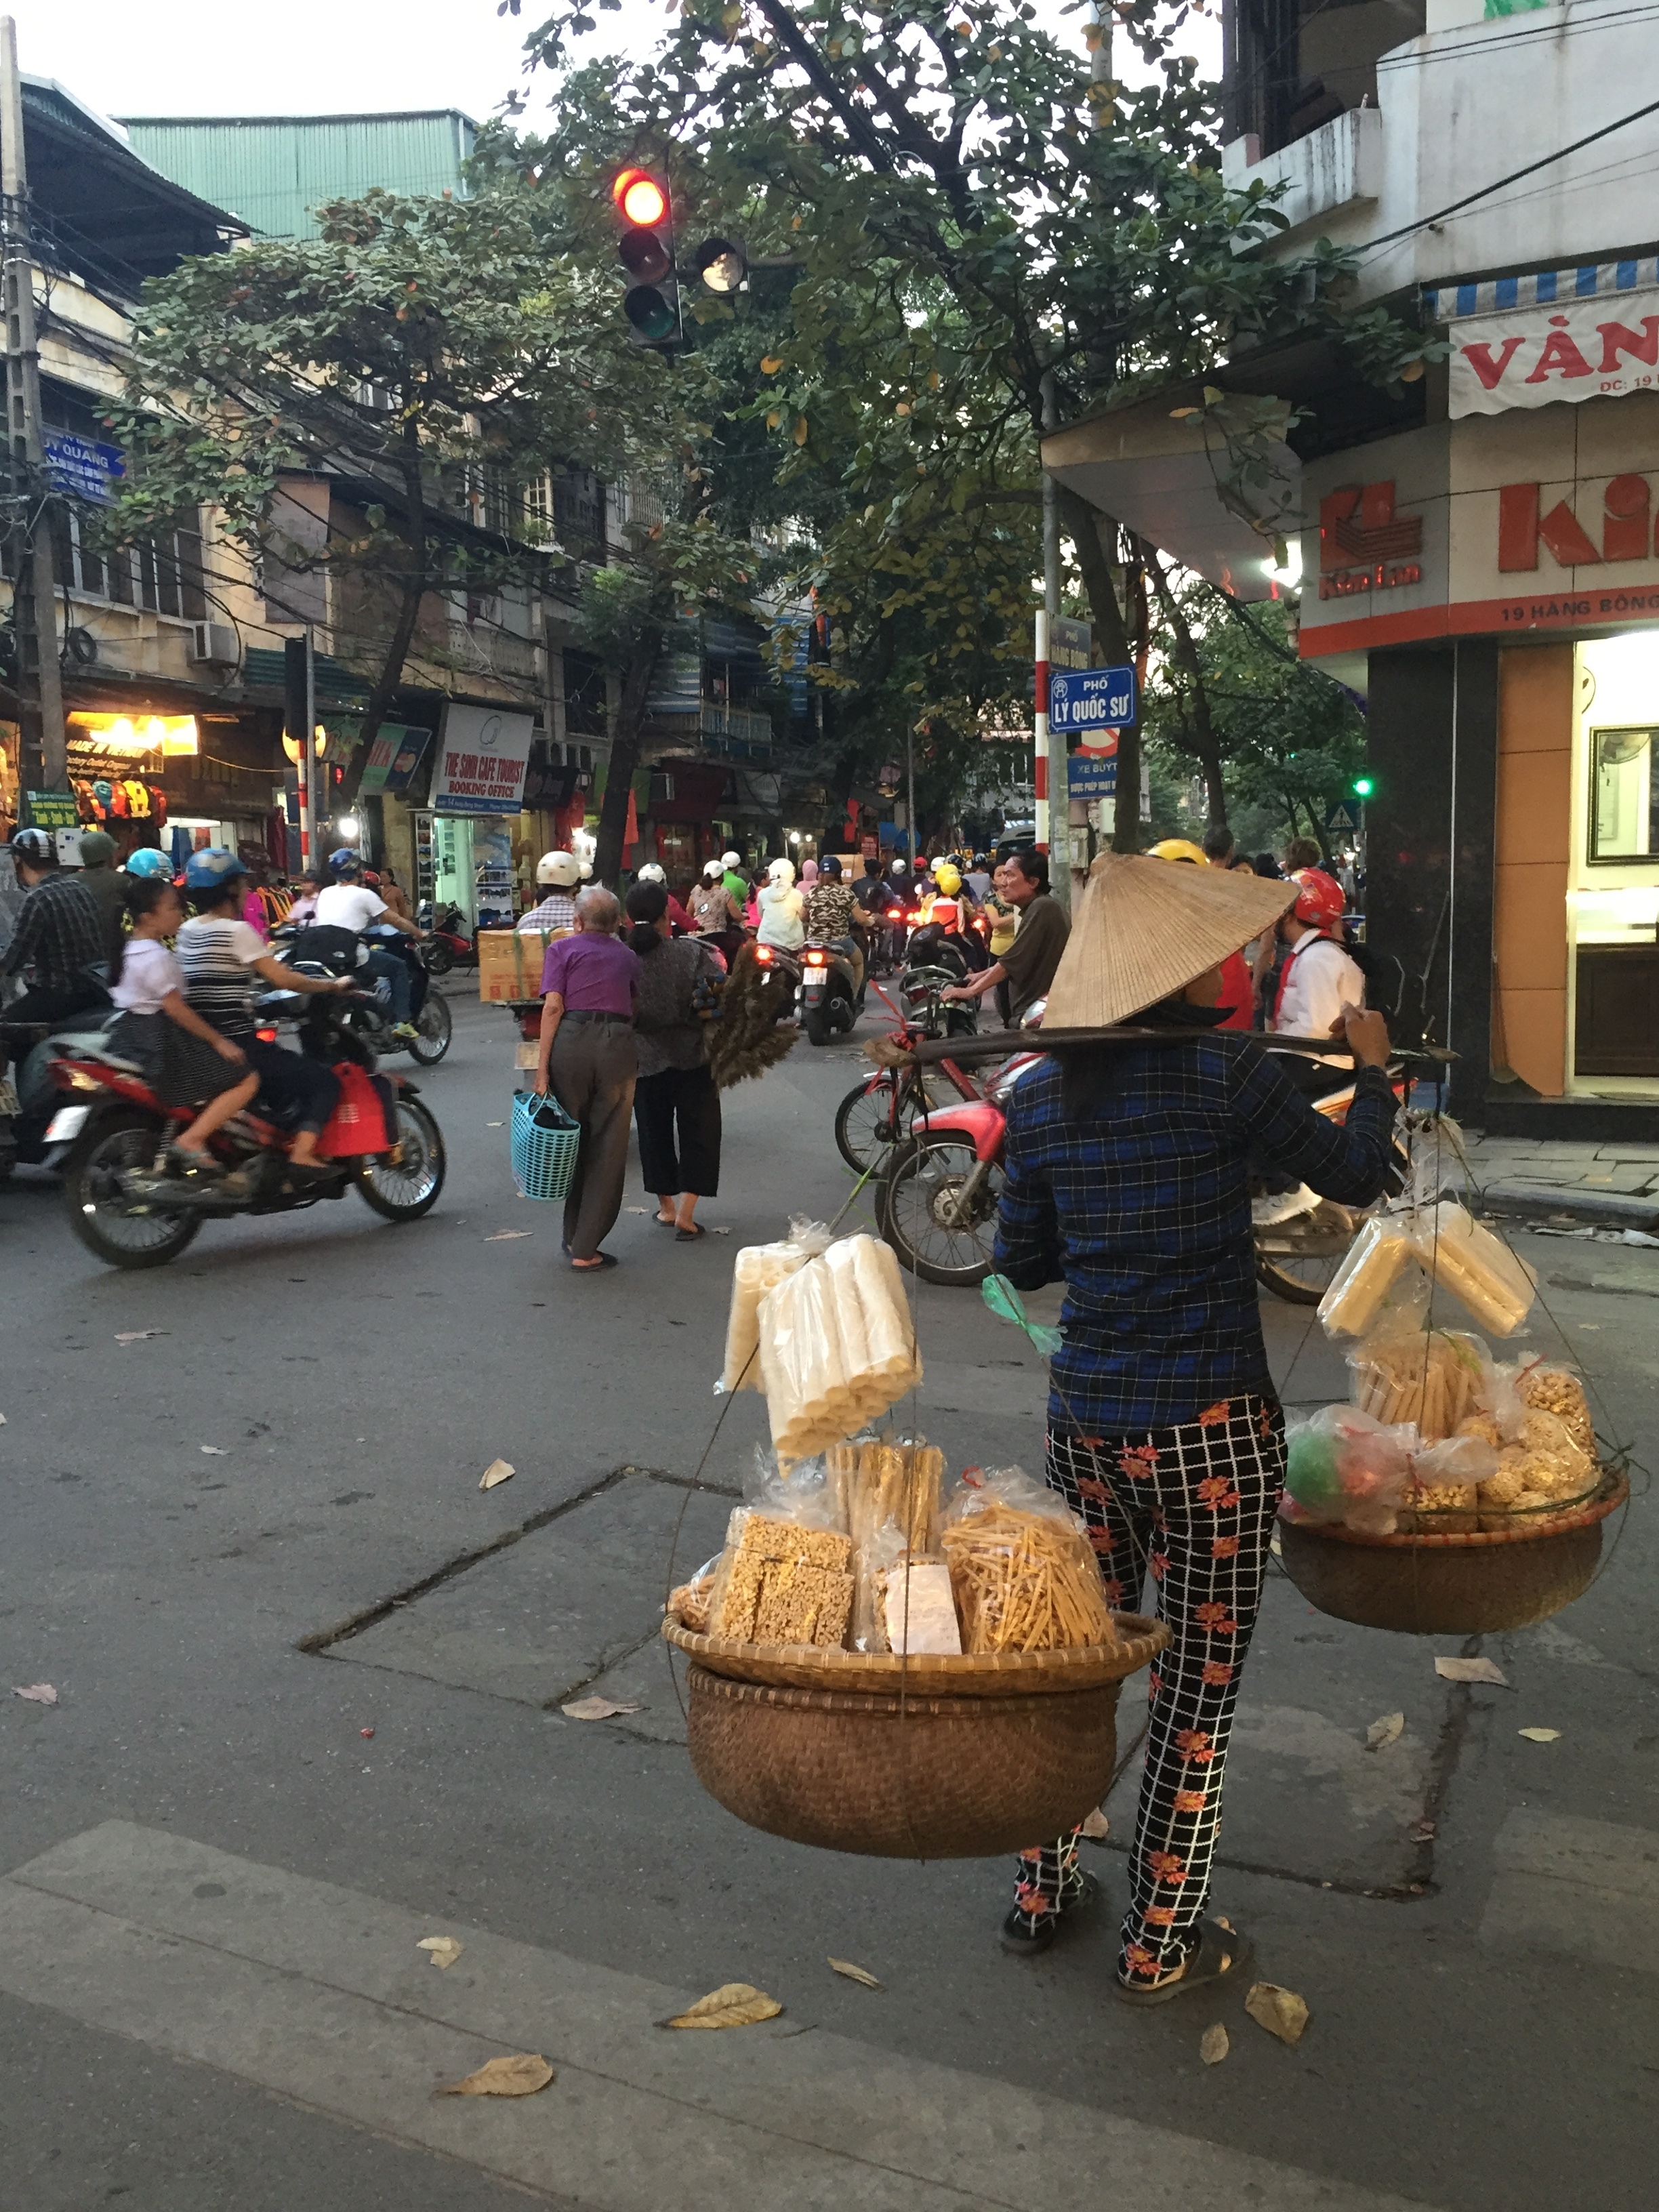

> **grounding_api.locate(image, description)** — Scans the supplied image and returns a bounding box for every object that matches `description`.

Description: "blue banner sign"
[1067,754,1118,798]
[43,431,125,504]
[1048,664,1136,735]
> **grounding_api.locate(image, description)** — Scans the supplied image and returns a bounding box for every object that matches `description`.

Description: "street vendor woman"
[991,851,1397,2002]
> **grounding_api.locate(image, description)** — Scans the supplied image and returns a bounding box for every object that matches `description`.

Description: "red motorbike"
[46,990,445,1269]
[878,1032,1414,1294]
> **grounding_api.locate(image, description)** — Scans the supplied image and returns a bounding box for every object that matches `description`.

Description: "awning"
[1040,335,1420,598]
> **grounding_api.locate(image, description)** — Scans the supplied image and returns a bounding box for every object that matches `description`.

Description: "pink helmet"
[1290,867,1347,931]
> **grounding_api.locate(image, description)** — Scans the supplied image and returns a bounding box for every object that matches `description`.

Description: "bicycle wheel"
[834,1071,922,1175]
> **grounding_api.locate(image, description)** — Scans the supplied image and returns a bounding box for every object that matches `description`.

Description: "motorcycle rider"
[519,850,581,935]
[315,848,425,1036]
[1253,867,1366,1227]
[0,827,111,1082]
[633,859,693,934]
[1271,868,1363,1044]
[756,857,806,953]
[174,848,354,1181]
[803,854,868,991]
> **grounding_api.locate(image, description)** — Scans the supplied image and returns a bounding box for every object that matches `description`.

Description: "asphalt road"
[1,985,1654,2211]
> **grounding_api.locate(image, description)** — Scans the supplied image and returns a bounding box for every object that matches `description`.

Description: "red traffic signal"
[609,165,680,349]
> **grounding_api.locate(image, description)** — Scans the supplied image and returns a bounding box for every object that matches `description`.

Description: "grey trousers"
[549,1016,638,1260]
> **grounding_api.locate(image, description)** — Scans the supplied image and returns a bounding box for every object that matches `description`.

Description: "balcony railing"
[647,701,775,760]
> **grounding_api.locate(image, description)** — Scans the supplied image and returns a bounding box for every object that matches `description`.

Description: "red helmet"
[1290,867,1347,931]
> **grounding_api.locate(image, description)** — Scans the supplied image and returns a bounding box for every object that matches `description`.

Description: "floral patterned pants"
[1008,1397,1286,1985]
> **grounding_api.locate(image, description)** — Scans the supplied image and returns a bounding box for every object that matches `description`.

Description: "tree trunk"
[338,419,428,808]
[1054,483,1145,854]
[592,623,664,888]
[1147,554,1227,830]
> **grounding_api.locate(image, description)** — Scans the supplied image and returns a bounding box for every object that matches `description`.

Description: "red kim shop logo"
[1498,473,1659,570]
[1317,483,1424,599]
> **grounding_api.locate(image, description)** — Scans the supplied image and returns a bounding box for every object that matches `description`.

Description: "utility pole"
[0,16,66,805]
[1039,369,1067,911]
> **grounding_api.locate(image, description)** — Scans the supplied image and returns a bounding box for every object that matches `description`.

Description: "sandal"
[570,1252,619,1271]
[1000,1870,1099,1957]
[1115,1916,1251,2007]
[675,1222,706,1242]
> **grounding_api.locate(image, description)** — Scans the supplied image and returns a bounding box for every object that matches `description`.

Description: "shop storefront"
[1296,353,1659,1132]
[416,701,537,928]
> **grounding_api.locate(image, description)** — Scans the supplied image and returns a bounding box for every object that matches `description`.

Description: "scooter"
[0,998,114,1179]
[417,901,474,976]
[798,937,865,1045]
[271,923,452,1065]
[750,940,804,1021]
[46,991,445,1270]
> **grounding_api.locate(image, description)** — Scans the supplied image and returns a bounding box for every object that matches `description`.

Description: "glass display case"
[1570,640,1659,1088]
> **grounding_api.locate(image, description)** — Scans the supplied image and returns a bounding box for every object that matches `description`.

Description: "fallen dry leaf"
[1518,1727,1561,1742]
[485,1121,504,1128]
[418,1935,464,1969]
[1435,1656,1508,1686]
[12,1683,57,1706]
[199,1444,229,1456]
[710,1225,731,1235]
[1080,1807,1110,1840]
[435,2053,553,2097]
[478,1459,515,1490]
[1366,1712,1405,1751]
[115,1330,167,1343]
[626,1206,651,1214]
[561,1695,642,1721]
[665,1983,783,2030]
[1200,2023,1229,2066]
[1244,1982,1309,2047]
[828,1957,883,1990]
[484,1231,531,1242]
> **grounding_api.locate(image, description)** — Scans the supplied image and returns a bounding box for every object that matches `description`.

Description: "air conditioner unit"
[188,621,239,667]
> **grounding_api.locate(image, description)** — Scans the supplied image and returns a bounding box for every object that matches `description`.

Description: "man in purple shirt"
[533,886,640,1269]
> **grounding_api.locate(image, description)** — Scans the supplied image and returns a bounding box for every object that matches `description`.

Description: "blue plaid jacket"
[994,1033,1397,1433]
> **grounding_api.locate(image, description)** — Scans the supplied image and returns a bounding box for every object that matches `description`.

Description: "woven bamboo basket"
[1277,1471,1628,1635]
[664,1612,1168,1859]
[661,1613,1164,1696]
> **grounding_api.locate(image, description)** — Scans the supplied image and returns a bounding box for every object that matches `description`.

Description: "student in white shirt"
[315,849,425,1032]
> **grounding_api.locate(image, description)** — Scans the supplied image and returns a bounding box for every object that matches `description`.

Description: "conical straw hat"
[1041,850,1298,1031]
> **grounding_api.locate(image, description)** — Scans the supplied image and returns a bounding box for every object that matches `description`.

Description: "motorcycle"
[271,922,452,1065]
[750,940,803,1021]
[416,901,474,977]
[798,937,865,1046]
[47,989,446,1270]
[0,999,114,1179]
[879,1031,1412,1291]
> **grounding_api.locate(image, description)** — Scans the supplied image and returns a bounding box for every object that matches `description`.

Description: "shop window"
[1588,726,1659,863]
[563,649,607,737]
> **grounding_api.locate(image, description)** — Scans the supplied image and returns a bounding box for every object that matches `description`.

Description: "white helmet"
[767,857,795,884]
[578,859,594,881]
[720,850,740,869]
[635,861,666,884]
[536,849,580,888]
[703,857,724,879]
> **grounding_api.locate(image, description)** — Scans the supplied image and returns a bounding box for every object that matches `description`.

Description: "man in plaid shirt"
[1,830,112,1076]
[991,863,1397,2007]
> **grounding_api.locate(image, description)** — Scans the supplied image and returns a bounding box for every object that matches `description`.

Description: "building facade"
[1046,0,1659,1132]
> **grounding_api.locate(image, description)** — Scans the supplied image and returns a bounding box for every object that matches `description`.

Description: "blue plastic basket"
[511,1089,581,1202]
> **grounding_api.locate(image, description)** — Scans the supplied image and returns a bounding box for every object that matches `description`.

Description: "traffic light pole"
[0,16,68,803]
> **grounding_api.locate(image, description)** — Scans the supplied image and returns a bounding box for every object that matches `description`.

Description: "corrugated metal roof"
[117,112,476,240]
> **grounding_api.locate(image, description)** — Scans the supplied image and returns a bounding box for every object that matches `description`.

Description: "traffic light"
[1351,775,1374,799]
[611,165,680,348]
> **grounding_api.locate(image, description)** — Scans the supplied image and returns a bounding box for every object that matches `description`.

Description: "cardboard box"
[478,928,566,1002]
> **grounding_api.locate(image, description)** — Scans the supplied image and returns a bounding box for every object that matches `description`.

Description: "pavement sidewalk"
[1449,1129,1659,1235]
